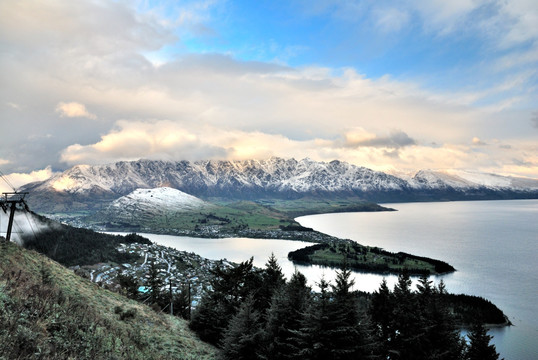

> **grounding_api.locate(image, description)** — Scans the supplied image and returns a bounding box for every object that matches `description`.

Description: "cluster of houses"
[80,242,233,307]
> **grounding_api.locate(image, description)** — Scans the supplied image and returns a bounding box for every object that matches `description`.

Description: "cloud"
[472,137,487,146]
[1,0,537,179]
[532,112,538,129]
[55,102,97,120]
[6,102,21,110]
[59,120,227,165]
[55,118,538,179]
[344,129,416,149]
[0,167,55,193]
[374,7,410,33]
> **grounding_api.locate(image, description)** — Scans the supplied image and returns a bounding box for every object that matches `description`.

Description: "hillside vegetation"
[86,200,298,233]
[0,240,218,360]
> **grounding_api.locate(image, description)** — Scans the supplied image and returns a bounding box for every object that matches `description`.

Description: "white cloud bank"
[0,167,55,193]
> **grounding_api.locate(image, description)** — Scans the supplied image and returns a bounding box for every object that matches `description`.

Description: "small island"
[288,241,455,275]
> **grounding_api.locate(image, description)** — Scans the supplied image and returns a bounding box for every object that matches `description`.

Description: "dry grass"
[0,240,218,360]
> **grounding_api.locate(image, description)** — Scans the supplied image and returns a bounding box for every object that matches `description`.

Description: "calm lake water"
[139,199,536,360]
[298,199,538,360]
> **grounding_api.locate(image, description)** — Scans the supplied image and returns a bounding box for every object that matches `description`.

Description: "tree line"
[188,255,501,360]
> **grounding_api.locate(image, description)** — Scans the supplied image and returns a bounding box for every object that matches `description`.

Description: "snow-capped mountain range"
[20,158,538,213]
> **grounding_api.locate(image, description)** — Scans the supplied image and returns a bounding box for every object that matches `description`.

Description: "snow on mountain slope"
[98,187,212,223]
[110,187,209,212]
[20,158,538,213]
[23,158,410,196]
[408,169,538,190]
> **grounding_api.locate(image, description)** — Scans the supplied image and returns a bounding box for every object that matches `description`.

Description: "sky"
[1,0,537,191]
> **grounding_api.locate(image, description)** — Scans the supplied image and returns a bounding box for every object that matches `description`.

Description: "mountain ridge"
[20,158,538,213]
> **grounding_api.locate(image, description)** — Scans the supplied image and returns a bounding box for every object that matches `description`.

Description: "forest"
[188,256,501,360]
[20,213,151,266]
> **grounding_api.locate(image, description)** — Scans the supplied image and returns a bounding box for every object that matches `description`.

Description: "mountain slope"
[20,158,538,213]
[96,187,213,224]
[0,240,218,359]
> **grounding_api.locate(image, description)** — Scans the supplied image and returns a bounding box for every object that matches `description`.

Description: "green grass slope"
[0,240,218,360]
[87,200,298,233]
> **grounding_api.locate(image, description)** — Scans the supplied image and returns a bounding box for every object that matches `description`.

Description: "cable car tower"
[1,192,29,242]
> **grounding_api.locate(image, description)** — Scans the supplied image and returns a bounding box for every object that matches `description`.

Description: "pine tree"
[221,294,263,360]
[465,322,500,360]
[259,253,286,315]
[427,280,466,360]
[294,277,335,360]
[390,270,422,360]
[417,278,465,360]
[117,272,139,299]
[370,278,395,358]
[261,270,311,360]
[190,258,260,346]
[328,263,373,359]
[146,258,164,307]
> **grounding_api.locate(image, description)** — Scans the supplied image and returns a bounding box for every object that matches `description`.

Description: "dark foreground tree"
[190,258,260,345]
[329,264,375,359]
[221,294,263,360]
[258,253,286,315]
[117,273,139,300]
[261,270,311,360]
[294,278,335,360]
[146,259,164,307]
[465,322,501,360]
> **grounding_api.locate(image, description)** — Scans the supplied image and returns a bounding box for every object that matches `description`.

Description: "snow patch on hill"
[110,187,208,212]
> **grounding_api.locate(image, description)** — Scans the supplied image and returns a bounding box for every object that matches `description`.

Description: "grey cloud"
[346,130,417,149]
[531,112,538,129]
[383,149,401,158]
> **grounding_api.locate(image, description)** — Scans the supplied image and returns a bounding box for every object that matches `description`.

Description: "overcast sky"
[1,0,537,191]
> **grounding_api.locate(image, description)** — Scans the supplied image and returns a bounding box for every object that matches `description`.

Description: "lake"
[297,199,538,360]
[141,199,537,360]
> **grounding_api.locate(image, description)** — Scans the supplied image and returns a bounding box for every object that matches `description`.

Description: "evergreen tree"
[190,258,260,346]
[117,272,139,300]
[190,295,229,344]
[390,270,422,360]
[294,277,335,360]
[174,283,191,319]
[261,270,311,360]
[370,278,395,358]
[328,263,373,359]
[146,258,164,307]
[221,294,263,360]
[427,281,466,360]
[259,253,286,315]
[465,322,500,360]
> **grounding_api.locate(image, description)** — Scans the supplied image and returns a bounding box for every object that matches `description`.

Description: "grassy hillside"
[0,240,218,360]
[255,197,395,217]
[86,200,298,233]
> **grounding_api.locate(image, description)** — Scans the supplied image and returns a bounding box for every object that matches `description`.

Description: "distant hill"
[20,158,538,213]
[0,240,218,359]
[89,187,213,226]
